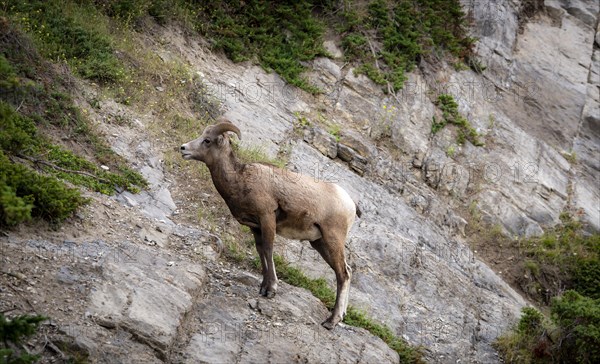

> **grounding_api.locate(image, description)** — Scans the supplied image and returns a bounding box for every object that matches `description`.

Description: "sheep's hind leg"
[310,235,352,330]
[258,215,278,298]
[251,228,270,296]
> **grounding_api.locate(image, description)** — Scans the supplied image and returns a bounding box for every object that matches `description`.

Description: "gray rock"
[337,144,369,176]
[303,127,338,159]
[56,266,80,285]
[339,129,377,159]
[323,40,343,59]
[337,143,355,163]
[177,267,399,364]
[139,227,168,248]
[349,154,369,176]
[88,242,206,356]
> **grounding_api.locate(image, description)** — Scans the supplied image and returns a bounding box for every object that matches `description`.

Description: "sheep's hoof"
[259,286,277,298]
[321,317,339,330]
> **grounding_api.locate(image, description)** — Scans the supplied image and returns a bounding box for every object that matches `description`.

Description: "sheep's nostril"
[180,145,186,151]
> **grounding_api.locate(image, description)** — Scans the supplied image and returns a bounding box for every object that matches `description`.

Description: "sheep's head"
[180,119,242,164]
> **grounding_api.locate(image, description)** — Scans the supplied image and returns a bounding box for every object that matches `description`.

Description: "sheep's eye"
[203,138,211,145]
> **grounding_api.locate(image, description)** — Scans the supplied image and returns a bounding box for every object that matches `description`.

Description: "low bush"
[496,292,600,363]
[0,313,47,364]
[551,291,600,362]
[0,150,87,226]
[196,0,328,94]
[339,0,475,92]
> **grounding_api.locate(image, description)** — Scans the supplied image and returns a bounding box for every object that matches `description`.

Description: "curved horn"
[211,120,242,140]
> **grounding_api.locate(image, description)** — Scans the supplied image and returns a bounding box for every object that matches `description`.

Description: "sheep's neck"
[207,150,244,201]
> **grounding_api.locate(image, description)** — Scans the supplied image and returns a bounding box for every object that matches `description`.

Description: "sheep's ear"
[216,134,225,146]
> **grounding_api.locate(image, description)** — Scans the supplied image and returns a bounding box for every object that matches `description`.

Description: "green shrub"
[93,0,188,25]
[0,150,87,226]
[0,185,33,226]
[497,292,600,363]
[339,0,475,92]
[519,215,600,301]
[43,144,148,194]
[517,307,545,335]
[0,98,146,199]
[0,313,47,364]
[197,0,328,93]
[495,214,600,363]
[572,259,600,299]
[97,0,152,23]
[0,102,38,155]
[342,32,368,58]
[433,94,484,146]
[0,55,20,91]
[0,19,148,196]
[551,291,600,363]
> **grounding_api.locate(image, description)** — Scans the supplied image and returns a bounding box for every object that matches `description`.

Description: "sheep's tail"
[354,201,362,218]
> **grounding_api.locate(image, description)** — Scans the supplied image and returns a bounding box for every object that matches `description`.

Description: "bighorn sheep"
[180,119,359,329]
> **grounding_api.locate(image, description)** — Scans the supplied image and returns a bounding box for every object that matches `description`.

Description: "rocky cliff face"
[1,1,598,363]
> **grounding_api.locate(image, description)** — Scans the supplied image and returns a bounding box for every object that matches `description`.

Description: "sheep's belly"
[277,225,322,241]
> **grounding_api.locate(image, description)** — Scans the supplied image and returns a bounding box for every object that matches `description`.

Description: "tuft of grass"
[222,233,253,264]
[232,141,287,169]
[327,123,342,142]
[524,260,540,277]
[446,144,456,158]
[4,0,126,83]
[344,308,424,363]
[563,150,577,164]
[272,254,337,308]
[433,94,484,147]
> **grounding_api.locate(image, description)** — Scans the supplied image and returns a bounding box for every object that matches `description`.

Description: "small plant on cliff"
[432,94,484,147]
[0,313,47,364]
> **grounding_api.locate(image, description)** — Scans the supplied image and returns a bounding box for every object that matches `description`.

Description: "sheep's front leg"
[258,214,278,298]
[251,227,268,294]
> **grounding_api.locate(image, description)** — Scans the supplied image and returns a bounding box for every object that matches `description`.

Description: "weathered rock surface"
[282,144,526,362]
[88,241,206,356]
[303,126,338,159]
[467,0,600,231]
[157,1,597,361]
[172,266,399,364]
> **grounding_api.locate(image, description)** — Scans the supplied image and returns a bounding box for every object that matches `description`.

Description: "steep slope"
[1,1,598,363]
